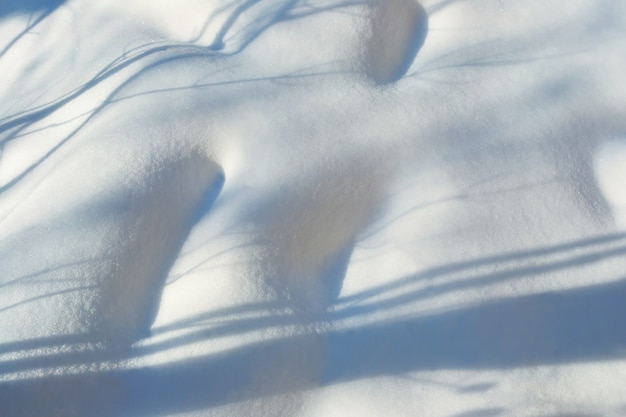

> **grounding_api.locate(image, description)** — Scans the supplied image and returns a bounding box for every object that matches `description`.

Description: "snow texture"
[1,0,626,416]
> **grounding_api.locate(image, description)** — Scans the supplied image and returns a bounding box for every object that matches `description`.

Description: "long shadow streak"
[2,277,626,416]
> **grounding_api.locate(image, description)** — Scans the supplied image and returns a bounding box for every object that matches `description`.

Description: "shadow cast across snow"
[335,232,626,315]
[0,0,429,146]
[0,153,225,354]
[3,234,626,416]
[3,277,626,416]
[0,331,327,417]
[5,1,623,415]
[0,0,66,59]
[0,0,65,18]
[324,276,626,382]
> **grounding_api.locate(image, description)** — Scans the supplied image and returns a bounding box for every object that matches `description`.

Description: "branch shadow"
[325,276,626,381]
[337,232,626,311]
[0,0,365,137]
[2,1,622,415]
[2,233,626,416]
[0,0,64,19]
[0,0,374,203]
[0,1,66,59]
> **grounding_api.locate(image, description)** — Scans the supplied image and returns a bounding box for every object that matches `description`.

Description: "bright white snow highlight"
[595,137,626,227]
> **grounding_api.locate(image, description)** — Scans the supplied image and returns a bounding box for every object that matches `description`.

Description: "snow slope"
[1,0,626,416]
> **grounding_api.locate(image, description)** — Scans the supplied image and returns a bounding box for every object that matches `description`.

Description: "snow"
[595,137,626,227]
[1,0,626,416]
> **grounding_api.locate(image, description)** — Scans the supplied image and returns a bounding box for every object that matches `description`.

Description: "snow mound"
[0,143,223,347]
[362,0,427,84]
[2,0,626,416]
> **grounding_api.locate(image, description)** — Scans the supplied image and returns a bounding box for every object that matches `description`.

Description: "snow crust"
[1,0,626,416]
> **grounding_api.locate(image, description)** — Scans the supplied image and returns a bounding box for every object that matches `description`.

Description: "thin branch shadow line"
[222,0,329,54]
[125,312,311,359]
[338,232,626,306]
[111,240,626,359]
[3,233,624,358]
[210,0,267,49]
[412,38,506,71]
[110,69,342,104]
[358,178,562,243]
[282,0,366,21]
[15,232,621,368]
[3,254,626,394]
[0,284,96,314]
[10,63,75,116]
[0,305,277,362]
[0,49,208,209]
[325,276,626,383]
[1,28,220,126]
[0,300,277,360]
[334,244,626,320]
[215,0,367,55]
[409,37,589,79]
[0,11,215,127]
[0,9,55,59]
[176,226,252,258]
[1,65,238,143]
[4,62,335,147]
[189,0,239,44]
[150,301,279,335]
[0,306,304,375]
[0,258,97,289]
[6,107,98,140]
[0,343,127,376]
[0,43,215,138]
[0,0,350,136]
[165,242,254,286]
[4,277,626,417]
[417,51,588,75]
[0,332,325,417]
[0,333,95,359]
[0,51,345,207]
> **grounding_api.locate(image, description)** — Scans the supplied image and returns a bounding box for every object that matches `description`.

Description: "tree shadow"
[3,0,622,415]
[336,232,626,312]
[0,1,363,201]
[325,276,626,381]
[0,1,66,60]
[0,0,64,19]
[1,0,392,371]
[2,233,626,416]
[0,330,327,417]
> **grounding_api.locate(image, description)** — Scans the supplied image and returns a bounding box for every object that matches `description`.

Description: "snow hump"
[362,0,427,85]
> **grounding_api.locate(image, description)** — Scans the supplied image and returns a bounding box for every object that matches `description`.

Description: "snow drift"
[1,0,626,416]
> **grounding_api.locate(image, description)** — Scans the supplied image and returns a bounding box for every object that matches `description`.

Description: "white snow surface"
[1,0,626,416]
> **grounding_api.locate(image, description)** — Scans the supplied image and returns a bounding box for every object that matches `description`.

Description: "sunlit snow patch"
[595,137,626,227]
